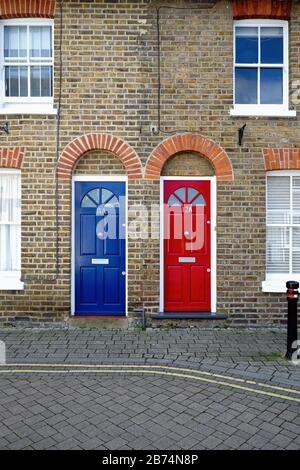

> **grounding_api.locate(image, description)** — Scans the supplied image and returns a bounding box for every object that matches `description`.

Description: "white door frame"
[159,176,217,313]
[71,175,128,316]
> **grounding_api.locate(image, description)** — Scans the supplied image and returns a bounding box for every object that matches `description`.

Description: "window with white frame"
[263,171,300,292]
[0,170,23,290]
[231,20,296,117]
[0,18,55,115]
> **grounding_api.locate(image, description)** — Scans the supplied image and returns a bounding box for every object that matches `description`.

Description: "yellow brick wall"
[0,0,299,325]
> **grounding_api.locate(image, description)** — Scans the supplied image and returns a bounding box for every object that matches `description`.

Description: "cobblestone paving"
[0,328,299,450]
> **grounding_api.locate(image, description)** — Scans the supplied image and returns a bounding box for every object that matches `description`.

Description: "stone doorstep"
[2,315,139,330]
[67,316,132,330]
[151,312,228,320]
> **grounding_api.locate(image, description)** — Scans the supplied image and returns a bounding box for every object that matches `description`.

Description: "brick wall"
[0,0,299,325]
[74,150,126,176]
[161,152,215,177]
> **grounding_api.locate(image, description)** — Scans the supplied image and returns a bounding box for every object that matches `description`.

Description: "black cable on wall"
[25,0,63,283]
[54,0,63,279]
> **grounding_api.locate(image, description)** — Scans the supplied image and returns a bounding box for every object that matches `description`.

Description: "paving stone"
[105,437,128,450]
[201,435,223,449]
[0,328,300,450]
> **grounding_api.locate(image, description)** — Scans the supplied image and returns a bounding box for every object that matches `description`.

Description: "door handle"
[207,268,211,272]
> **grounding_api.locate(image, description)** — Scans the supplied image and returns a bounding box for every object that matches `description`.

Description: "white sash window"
[231,19,296,117]
[0,18,56,115]
[263,171,300,292]
[0,170,23,290]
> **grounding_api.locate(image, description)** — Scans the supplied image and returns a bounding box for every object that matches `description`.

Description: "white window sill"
[262,277,300,293]
[230,108,296,118]
[0,104,57,115]
[0,277,24,290]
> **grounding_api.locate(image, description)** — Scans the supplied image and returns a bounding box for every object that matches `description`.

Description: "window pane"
[5,66,28,97]
[267,226,290,273]
[192,195,205,206]
[267,176,290,210]
[88,189,100,204]
[105,196,118,208]
[293,178,300,224]
[30,27,40,57]
[4,67,10,96]
[261,27,283,64]
[30,26,52,58]
[82,196,97,208]
[293,228,300,273]
[7,66,18,97]
[30,66,41,96]
[4,26,26,59]
[0,225,21,271]
[102,189,114,205]
[267,211,291,224]
[0,172,21,271]
[41,26,52,57]
[4,26,18,58]
[0,173,21,223]
[235,68,258,104]
[20,66,28,97]
[235,27,258,64]
[267,176,290,224]
[41,66,52,96]
[167,195,182,207]
[174,188,186,202]
[261,68,283,105]
[19,27,27,58]
[187,188,198,203]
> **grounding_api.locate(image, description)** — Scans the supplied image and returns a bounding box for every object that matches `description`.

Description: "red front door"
[164,180,211,312]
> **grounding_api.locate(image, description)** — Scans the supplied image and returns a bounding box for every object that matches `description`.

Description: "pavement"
[0,327,299,450]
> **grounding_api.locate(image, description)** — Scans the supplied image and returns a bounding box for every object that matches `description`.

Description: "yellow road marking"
[4,362,300,396]
[0,367,300,404]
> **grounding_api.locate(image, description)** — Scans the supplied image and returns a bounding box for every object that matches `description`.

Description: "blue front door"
[75,181,126,315]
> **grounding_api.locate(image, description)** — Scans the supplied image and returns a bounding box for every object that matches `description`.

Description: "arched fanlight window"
[81,188,119,211]
[167,187,206,207]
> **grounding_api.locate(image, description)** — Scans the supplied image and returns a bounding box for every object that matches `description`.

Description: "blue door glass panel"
[235,67,258,104]
[75,181,126,315]
[261,68,283,104]
[261,27,283,64]
[235,27,258,64]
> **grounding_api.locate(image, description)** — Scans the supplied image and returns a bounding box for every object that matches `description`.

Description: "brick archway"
[144,134,234,181]
[57,134,143,181]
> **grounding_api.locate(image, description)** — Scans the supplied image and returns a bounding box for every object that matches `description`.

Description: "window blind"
[267,175,300,274]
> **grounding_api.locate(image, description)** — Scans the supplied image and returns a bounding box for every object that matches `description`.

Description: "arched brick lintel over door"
[144,134,234,182]
[0,0,56,18]
[0,147,24,169]
[57,134,143,181]
[233,0,292,20]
